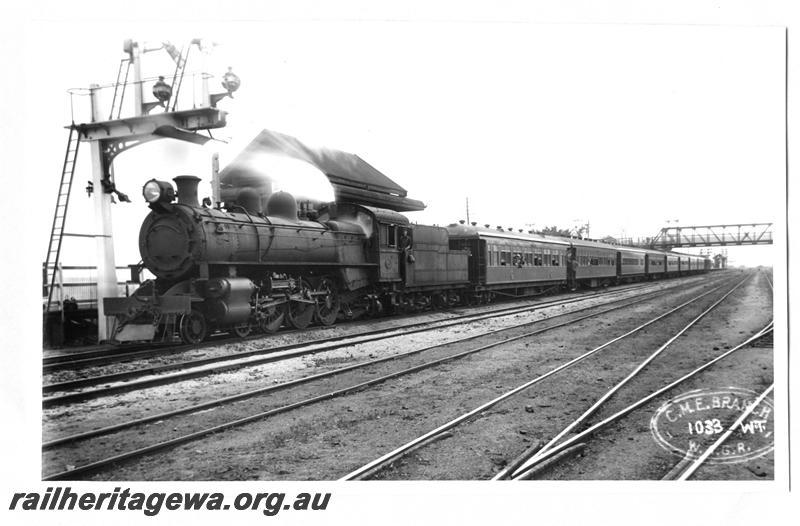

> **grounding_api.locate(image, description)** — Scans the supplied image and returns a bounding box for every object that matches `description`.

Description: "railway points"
[509,323,774,480]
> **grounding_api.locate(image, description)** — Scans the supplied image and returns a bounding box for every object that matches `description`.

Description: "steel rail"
[42,278,715,480]
[45,341,203,369]
[43,279,704,407]
[43,280,692,448]
[508,323,774,480]
[493,273,750,479]
[43,279,697,371]
[337,278,736,481]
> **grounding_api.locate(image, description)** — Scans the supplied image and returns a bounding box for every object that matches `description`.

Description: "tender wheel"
[287,279,315,329]
[258,304,285,334]
[233,322,252,338]
[314,277,340,326]
[179,309,207,344]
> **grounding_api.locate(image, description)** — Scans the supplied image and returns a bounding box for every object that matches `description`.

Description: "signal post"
[62,39,238,341]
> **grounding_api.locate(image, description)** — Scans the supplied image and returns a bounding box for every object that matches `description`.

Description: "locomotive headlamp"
[142,179,175,204]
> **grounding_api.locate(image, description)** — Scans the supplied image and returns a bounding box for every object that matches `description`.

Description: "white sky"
[22,18,783,267]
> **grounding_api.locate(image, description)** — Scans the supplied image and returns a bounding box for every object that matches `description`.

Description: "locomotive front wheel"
[179,310,207,344]
[232,322,253,338]
[314,278,340,326]
[287,279,315,330]
[258,305,285,334]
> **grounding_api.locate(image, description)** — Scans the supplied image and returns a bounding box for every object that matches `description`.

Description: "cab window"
[382,224,397,247]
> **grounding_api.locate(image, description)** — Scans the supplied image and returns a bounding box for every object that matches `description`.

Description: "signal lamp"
[152,76,173,103]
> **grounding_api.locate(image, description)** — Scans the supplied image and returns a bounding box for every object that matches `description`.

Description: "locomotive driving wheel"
[286,278,315,330]
[179,309,207,344]
[313,277,340,326]
[258,304,285,334]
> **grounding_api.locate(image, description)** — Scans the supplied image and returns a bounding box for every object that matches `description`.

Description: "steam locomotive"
[104,175,709,343]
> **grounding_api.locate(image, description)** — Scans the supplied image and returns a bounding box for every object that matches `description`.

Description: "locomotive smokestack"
[173,175,201,207]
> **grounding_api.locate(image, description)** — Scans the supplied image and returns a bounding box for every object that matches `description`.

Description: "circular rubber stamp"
[650,387,774,464]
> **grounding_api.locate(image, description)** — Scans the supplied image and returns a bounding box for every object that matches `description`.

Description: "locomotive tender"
[105,175,710,344]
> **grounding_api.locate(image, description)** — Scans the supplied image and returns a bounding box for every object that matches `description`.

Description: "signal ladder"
[108,57,131,120]
[44,125,81,315]
[163,41,191,110]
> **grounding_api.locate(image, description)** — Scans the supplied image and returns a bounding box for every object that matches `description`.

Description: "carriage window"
[501,251,510,266]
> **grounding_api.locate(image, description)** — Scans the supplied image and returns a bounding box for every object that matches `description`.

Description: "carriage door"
[476,239,487,284]
[378,223,402,283]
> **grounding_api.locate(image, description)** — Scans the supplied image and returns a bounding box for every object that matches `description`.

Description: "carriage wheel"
[314,277,340,326]
[179,309,207,344]
[287,278,315,329]
[448,290,461,307]
[233,322,253,338]
[432,293,447,309]
[258,304,285,334]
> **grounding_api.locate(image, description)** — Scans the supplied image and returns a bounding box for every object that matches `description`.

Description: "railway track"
[339,273,755,480]
[42,277,710,407]
[42,279,689,372]
[42,273,737,480]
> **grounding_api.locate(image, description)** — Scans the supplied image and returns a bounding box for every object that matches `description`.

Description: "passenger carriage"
[618,247,648,282]
[447,223,569,301]
[665,252,681,277]
[644,249,667,278]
